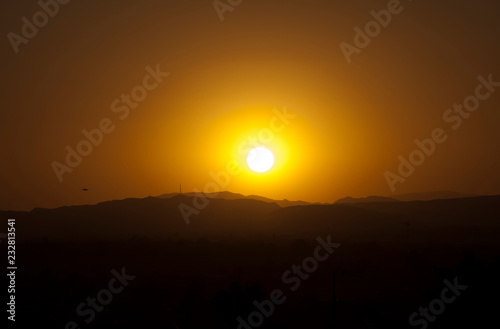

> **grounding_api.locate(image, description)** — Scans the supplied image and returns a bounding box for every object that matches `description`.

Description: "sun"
[247,147,274,173]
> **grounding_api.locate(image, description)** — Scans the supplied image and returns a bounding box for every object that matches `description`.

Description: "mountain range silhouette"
[3,192,498,243]
[5,191,499,328]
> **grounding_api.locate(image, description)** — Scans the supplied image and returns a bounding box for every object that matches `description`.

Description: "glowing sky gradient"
[1,0,500,210]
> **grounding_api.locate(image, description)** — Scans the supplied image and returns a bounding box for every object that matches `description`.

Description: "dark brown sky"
[1,0,499,210]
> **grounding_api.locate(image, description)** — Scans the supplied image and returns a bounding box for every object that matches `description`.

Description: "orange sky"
[1,0,500,210]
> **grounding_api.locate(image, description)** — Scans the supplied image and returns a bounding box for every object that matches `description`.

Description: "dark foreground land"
[2,195,500,328]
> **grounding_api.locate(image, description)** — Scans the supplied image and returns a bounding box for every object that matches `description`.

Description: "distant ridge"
[157,190,481,207]
[157,191,315,207]
[335,196,401,204]
[392,191,477,201]
[333,191,479,204]
[3,194,499,242]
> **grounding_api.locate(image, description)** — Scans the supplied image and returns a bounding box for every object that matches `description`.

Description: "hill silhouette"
[335,196,401,204]
[392,190,476,201]
[157,190,478,206]
[157,191,315,207]
[3,194,499,244]
[5,193,500,328]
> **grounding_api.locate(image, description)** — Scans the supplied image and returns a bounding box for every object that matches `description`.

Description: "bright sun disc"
[247,147,274,173]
